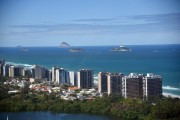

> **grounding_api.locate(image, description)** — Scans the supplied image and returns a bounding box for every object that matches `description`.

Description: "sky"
[0,0,180,46]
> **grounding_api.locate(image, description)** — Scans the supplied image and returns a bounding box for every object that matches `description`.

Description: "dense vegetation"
[0,76,180,120]
[0,89,180,119]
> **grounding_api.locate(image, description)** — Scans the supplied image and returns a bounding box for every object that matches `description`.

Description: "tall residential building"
[55,68,69,84]
[98,72,109,93]
[48,71,52,81]
[3,64,10,77]
[143,73,162,100]
[52,66,58,82]
[9,65,24,77]
[0,64,3,75]
[9,66,13,77]
[0,59,5,75]
[122,73,143,99]
[0,59,5,65]
[107,73,124,95]
[69,71,77,86]
[24,69,32,77]
[45,69,50,81]
[77,69,93,89]
[32,65,48,79]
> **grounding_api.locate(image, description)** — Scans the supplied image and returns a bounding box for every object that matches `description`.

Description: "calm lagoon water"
[0,112,113,120]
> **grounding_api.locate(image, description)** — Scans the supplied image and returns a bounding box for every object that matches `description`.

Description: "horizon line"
[0,43,180,47]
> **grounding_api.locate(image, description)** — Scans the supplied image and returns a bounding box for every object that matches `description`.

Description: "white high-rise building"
[52,66,58,82]
[69,71,77,86]
[9,65,14,77]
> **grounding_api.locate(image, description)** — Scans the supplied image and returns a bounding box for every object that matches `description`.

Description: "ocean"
[0,45,180,97]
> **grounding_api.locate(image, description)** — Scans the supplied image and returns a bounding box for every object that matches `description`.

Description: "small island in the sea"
[21,48,29,52]
[16,46,29,52]
[16,46,22,48]
[59,42,70,48]
[109,45,131,52]
[69,48,83,52]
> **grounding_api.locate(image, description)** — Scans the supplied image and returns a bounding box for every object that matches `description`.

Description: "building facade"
[9,66,24,77]
[107,73,124,95]
[122,73,143,99]
[98,72,108,93]
[143,73,162,100]
[3,64,10,77]
[0,59,5,75]
[24,69,32,77]
[77,69,93,89]
[69,71,77,86]
[32,65,49,79]
[52,66,58,82]
[55,68,69,84]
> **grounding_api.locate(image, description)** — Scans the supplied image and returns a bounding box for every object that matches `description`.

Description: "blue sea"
[0,45,180,97]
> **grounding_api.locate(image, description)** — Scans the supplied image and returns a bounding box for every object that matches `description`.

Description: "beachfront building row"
[1,59,162,100]
[9,65,24,77]
[0,59,32,78]
[52,66,93,88]
[0,59,93,89]
[98,72,162,100]
[1,64,30,78]
[0,59,50,80]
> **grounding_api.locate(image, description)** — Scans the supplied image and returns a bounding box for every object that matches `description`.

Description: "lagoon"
[0,112,113,120]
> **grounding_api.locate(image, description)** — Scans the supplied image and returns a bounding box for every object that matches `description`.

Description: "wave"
[162,86,180,91]
[6,61,33,69]
[163,92,180,98]
[93,74,98,80]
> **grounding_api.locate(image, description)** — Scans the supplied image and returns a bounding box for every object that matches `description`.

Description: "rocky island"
[69,48,83,52]
[109,46,131,52]
[59,42,70,48]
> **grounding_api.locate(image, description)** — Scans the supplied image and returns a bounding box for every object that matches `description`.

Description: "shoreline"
[4,61,180,98]
[163,92,180,98]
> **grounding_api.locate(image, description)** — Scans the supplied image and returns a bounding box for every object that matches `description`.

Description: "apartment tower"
[143,73,162,100]
[122,73,143,99]
[107,73,124,95]
[77,69,93,89]
[98,72,109,93]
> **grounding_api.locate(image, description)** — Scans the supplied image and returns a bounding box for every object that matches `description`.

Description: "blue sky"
[0,0,180,46]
